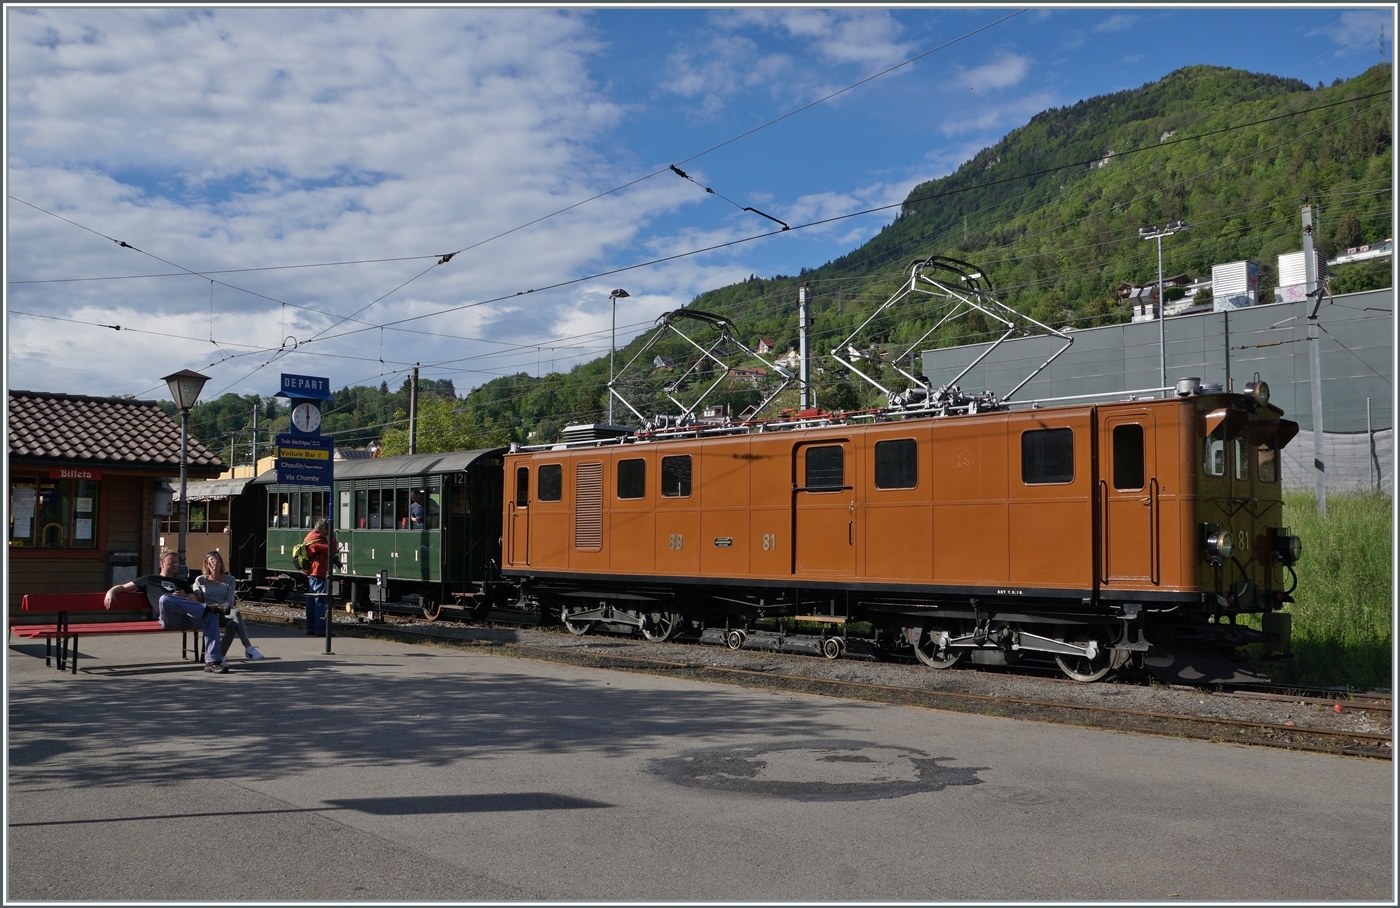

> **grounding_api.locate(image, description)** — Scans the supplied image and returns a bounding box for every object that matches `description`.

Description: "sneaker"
[245,646,264,660]
[204,661,229,674]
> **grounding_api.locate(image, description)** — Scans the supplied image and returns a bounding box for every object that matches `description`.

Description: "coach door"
[793,441,855,577]
[1099,411,1158,584]
[507,465,530,566]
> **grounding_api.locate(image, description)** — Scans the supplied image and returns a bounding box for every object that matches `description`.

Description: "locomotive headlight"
[1244,379,1270,408]
[1275,533,1302,566]
[1204,526,1234,560]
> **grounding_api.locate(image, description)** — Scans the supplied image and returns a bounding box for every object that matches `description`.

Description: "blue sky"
[5,5,1393,401]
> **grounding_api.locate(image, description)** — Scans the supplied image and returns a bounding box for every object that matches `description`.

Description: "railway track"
[245,605,1392,761]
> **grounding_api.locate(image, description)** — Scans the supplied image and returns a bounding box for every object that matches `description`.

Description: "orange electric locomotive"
[500,257,1302,681]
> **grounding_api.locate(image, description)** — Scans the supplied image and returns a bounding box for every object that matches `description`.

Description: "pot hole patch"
[650,739,986,802]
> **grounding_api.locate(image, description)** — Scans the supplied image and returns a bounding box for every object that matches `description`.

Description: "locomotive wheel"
[1055,628,1117,682]
[912,622,966,669]
[421,601,442,621]
[562,606,595,636]
[640,612,680,642]
[725,629,746,650]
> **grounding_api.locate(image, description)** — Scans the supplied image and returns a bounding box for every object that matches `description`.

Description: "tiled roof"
[8,390,224,474]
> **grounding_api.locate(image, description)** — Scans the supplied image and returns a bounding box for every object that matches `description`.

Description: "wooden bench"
[11,592,205,675]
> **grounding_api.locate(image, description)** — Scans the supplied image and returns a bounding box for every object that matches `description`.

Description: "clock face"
[291,402,322,433]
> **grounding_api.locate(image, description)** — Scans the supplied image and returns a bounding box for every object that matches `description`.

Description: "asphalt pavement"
[7,624,1394,901]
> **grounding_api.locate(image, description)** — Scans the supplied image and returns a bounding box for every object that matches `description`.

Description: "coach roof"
[253,448,504,484]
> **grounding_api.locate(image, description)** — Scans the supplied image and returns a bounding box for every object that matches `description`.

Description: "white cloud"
[938,89,1057,137]
[1312,10,1393,52]
[956,54,1031,93]
[661,8,914,117]
[1093,14,1137,34]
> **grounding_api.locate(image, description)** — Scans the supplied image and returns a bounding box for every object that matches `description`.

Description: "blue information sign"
[276,433,334,486]
[277,373,334,401]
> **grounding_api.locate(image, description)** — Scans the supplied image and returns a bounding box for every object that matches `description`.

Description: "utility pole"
[409,365,419,456]
[1303,202,1326,515]
[251,403,258,478]
[798,284,812,410]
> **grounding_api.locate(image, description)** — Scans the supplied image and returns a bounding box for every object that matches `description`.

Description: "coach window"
[874,439,918,490]
[661,455,692,497]
[806,445,845,490]
[1112,424,1145,491]
[538,464,562,502]
[380,488,396,530]
[365,489,381,528]
[393,488,411,530]
[355,489,368,528]
[617,458,646,500]
[1022,428,1075,484]
[1233,436,1249,481]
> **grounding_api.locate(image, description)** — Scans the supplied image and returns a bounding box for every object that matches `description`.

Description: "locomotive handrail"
[1149,478,1159,585]
[1098,479,1109,585]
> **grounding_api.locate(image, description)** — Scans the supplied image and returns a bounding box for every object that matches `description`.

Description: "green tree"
[377,396,511,456]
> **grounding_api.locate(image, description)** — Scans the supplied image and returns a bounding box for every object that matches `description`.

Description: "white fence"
[1282,428,1392,494]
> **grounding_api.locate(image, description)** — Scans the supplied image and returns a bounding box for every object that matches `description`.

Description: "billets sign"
[276,433,334,486]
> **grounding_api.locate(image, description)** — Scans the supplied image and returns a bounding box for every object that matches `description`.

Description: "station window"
[617,458,646,500]
[1112,425,1145,491]
[874,439,918,490]
[1022,428,1074,484]
[661,455,692,498]
[806,445,845,490]
[8,476,99,550]
[539,464,563,501]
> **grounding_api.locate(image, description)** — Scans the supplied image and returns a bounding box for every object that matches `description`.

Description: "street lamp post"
[162,369,210,577]
[608,289,629,424]
[1138,220,1191,394]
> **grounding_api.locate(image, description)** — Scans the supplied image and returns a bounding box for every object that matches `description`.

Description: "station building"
[7,390,223,601]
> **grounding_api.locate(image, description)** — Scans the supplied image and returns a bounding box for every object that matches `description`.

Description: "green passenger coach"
[255,448,509,619]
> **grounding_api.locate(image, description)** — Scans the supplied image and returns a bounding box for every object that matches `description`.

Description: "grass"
[1260,491,1393,691]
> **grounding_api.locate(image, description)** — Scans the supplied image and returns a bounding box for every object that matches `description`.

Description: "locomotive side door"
[506,464,530,566]
[1099,410,1158,584]
[792,441,855,577]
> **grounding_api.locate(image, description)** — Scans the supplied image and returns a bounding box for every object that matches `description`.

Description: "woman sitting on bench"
[193,551,264,661]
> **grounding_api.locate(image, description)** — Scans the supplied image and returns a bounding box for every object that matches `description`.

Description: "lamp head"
[161,369,210,411]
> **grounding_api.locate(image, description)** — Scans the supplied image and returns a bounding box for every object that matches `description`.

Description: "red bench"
[12,592,205,674]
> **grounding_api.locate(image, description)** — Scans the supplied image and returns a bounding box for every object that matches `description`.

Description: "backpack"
[291,541,312,572]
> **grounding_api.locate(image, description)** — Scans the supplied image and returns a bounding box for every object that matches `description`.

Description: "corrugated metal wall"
[920,287,1394,491]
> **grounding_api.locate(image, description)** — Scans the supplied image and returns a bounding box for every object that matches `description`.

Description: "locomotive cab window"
[805,445,845,490]
[1022,428,1074,484]
[1233,437,1249,481]
[1203,437,1226,477]
[1112,424,1145,491]
[515,467,529,507]
[538,464,562,502]
[874,438,918,490]
[661,455,691,497]
[617,458,646,500]
[1257,444,1279,483]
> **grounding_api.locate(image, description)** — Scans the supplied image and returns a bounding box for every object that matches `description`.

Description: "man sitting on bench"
[104,550,230,673]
